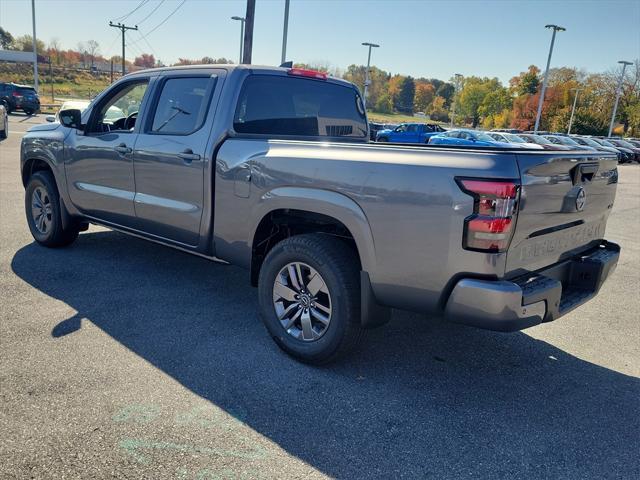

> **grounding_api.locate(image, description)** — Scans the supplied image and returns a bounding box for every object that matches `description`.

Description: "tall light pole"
[534,24,565,133]
[361,42,379,109]
[231,16,246,64]
[281,0,290,64]
[450,73,463,127]
[567,87,582,134]
[31,0,38,93]
[608,60,633,137]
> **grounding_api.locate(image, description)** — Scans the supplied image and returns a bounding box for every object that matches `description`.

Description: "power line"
[109,21,139,75]
[111,0,150,23]
[128,0,187,47]
[136,0,166,25]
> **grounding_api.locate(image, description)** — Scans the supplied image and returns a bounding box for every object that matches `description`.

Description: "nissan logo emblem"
[576,187,586,211]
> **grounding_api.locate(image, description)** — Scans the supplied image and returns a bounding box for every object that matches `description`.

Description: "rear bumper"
[444,241,620,332]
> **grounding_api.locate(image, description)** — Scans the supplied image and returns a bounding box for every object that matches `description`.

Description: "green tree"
[375,92,393,113]
[0,27,14,49]
[510,65,540,96]
[13,34,45,54]
[458,77,503,127]
[396,76,415,113]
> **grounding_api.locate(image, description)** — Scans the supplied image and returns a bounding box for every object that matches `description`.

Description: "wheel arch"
[249,187,377,287]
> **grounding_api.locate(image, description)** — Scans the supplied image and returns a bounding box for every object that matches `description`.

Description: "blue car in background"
[428,129,512,147]
[376,122,446,143]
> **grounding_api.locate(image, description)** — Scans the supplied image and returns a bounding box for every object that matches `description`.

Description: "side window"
[150,77,213,135]
[407,125,418,133]
[89,80,149,134]
[396,125,407,132]
[233,75,367,138]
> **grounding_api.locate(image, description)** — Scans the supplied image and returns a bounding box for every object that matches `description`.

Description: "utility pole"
[608,60,633,137]
[242,0,256,64]
[109,21,138,76]
[31,0,39,92]
[534,24,565,133]
[281,0,290,64]
[567,87,582,134]
[361,42,379,109]
[231,16,245,64]
[450,73,463,127]
[110,58,114,83]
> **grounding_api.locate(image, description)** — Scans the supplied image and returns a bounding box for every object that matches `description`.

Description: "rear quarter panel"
[214,140,521,312]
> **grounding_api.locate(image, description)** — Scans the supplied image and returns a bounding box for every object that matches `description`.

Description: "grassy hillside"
[367,111,446,125]
[0,62,115,105]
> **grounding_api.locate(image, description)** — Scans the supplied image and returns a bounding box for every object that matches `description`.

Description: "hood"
[376,129,393,136]
[27,122,61,133]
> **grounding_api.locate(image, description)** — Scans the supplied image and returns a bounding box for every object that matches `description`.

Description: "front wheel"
[377,137,388,142]
[25,171,79,247]
[258,234,364,364]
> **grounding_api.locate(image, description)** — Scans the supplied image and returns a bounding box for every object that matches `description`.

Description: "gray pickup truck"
[21,65,620,364]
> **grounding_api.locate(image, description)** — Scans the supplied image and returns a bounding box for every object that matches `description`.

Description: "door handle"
[114,143,132,154]
[178,149,201,162]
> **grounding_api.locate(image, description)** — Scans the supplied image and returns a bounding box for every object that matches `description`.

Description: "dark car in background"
[607,138,640,162]
[0,83,40,115]
[590,138,635,163]
[571,136,621,158]
[543,134,597,151]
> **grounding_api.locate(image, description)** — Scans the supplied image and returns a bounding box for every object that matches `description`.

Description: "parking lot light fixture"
[608,60,633,137]
[451,73,463,128]
[361,42,380,109]
[567,88,582,134]
[231,16,246,64]
[534,24,566,133]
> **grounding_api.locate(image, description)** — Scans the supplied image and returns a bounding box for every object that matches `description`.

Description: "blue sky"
[1,0,639,83]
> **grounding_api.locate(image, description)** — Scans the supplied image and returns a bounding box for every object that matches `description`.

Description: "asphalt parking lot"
[1,113,639,479]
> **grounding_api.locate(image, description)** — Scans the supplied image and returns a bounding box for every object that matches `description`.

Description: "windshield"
[524,134,551,144]
[596,139,615,147]
[555,136,580,146]
[475,132,497,142]
[613,139,635,148]
[17,88,36,95]
[578,137,602,148]
[505,134,526,143]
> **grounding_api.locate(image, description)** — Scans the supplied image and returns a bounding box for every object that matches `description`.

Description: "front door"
[132,73,219,246]
[65,79,151,226]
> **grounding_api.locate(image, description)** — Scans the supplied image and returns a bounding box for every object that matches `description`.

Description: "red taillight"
[457,178,519,252]
[12,91,22,97]
[287,68,328,80]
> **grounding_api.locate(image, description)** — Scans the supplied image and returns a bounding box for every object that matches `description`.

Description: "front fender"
[250,186,377,275]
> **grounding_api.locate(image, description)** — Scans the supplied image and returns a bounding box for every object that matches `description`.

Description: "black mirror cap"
[59,109,83,129]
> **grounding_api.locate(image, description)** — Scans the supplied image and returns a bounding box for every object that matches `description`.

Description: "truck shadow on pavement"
[11,230,640,479]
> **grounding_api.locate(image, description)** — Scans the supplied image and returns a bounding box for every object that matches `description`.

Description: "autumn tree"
[134,53,156,68]
[413,82,435,113]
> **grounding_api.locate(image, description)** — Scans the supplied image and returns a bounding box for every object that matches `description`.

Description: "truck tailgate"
[506,151,618,276]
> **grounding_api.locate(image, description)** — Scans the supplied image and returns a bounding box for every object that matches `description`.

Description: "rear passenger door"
[132,72,220,246]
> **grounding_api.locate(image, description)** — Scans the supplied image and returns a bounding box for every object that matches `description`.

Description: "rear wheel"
[25,171,79,247]
[258,234,364,364]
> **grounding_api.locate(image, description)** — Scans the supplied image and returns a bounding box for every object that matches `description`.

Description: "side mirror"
[45,115,56,123]
[59,109,83,129]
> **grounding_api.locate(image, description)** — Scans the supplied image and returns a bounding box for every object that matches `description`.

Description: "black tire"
[0,122,6,140]
[258,234,365,364]
[377,137,388,142]
[25,171,79,247]
[24,109,34,116]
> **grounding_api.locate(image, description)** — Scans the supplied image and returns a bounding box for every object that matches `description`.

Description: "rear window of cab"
[233,75,367,138]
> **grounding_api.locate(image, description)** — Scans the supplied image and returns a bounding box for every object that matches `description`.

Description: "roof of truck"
[126,64,355,88]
